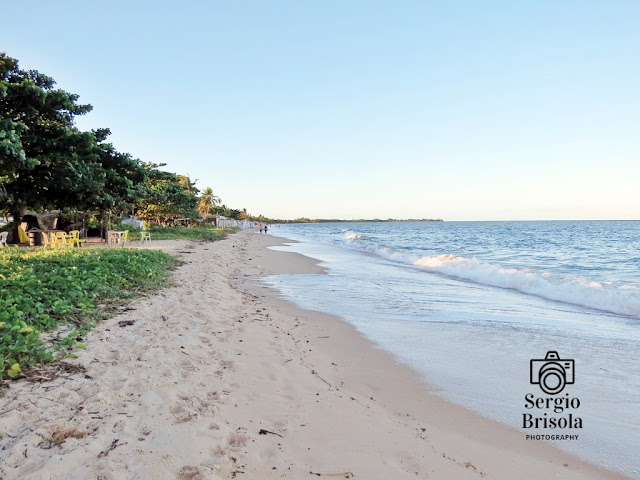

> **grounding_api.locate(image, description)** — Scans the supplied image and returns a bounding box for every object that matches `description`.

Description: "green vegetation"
[0,53,224,235]
[197,187,221,218]
[0,52,268,234]
[147,226,232,241]
[109,224,234,241]
[0,247,176,380]
[135,169,200,224]
[0,53,147,229]
[0,51,246,382]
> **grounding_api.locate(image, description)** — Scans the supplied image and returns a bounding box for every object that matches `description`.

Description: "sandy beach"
[0,230,630,480]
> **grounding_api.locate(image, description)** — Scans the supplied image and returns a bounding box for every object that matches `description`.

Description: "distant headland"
[272,218,444,224]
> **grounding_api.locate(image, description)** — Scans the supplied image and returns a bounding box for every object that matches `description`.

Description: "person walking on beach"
[264,224,268,234]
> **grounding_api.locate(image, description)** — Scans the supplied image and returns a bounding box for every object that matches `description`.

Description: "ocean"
[260,221,640,478]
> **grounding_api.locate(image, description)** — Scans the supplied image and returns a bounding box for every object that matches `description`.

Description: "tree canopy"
[197,186,221,218]
[1,53,90,212]
[135,167,199,223]
[0,52,268,234]
[0,53,204,233]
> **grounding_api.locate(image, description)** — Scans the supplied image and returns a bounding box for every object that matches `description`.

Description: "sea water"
[260,221,640,478]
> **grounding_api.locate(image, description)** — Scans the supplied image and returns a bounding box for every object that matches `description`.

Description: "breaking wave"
[343,231,365,240]
[342,232,640,318]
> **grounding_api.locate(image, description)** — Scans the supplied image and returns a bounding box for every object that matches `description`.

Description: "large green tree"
[0,53,92,218]
[91,128,148,213]
[0,53,151,239]
[1,53,211,238]
[135,166,199,224]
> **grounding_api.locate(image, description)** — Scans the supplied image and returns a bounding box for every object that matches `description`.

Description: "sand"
[0,230,630,480]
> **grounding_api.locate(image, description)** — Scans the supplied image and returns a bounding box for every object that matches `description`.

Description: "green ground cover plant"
[0,247,176,380]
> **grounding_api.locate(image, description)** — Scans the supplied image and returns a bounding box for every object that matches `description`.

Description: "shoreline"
[243,233,630,480]
[0,231,630,479]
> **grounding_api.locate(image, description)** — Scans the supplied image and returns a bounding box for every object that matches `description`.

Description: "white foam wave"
[341,235,640,318]
[343,231,365,240]
[412,254,640,317]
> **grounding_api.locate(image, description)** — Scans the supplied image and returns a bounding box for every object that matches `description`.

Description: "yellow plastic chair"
[18,226,29,244]
[140,231,151,244]
[40,231,51,248]
[49,232,60,248]
[68,230,86,248]
[120,230,129,246]
[68,230,78,247]
[51,232,62,249]
[53,232,72,249]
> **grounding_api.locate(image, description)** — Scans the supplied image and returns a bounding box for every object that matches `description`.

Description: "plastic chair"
[41,231,51,248]
[107,231,118,245]
[53,232,72,249]
[17,226,29,244]
[140,231,151,244]
[68,230,86,248]
[121,230,129,246]
[0,231,8,247]
[51,232,63,249]
[49,232,60,248]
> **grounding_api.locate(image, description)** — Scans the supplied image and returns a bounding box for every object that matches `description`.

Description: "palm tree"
[197,187,221,219]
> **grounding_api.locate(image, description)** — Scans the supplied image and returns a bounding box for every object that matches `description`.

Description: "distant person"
[264,224,268,234]
[260,226,264,234]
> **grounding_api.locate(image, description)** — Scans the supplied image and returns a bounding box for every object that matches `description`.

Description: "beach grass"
[145,226,234,241]
[0,247,176,381]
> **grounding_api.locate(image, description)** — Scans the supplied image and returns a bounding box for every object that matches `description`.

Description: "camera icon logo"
[530,351,575,395]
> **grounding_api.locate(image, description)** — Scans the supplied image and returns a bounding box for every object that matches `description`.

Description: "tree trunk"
[9,205,27,244]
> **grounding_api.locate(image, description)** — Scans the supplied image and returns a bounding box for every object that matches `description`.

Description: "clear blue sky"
[2,1,638,220]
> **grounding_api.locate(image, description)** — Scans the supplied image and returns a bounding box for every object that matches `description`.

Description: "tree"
[1,53,216,237]
[227,208,242,220]
[135,167,199,224]
[92,128,148,213]
[1,54,34,203]
[197,187,221,218]
[0,53,93,223]
[0,53,151,239]
[0,115,26,200]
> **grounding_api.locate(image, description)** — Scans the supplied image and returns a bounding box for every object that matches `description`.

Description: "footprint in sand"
[226,432,249,450]
[210,444,227,461]
[179,359,198,373]
[169,395,218,423]
[177,465,206,480]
